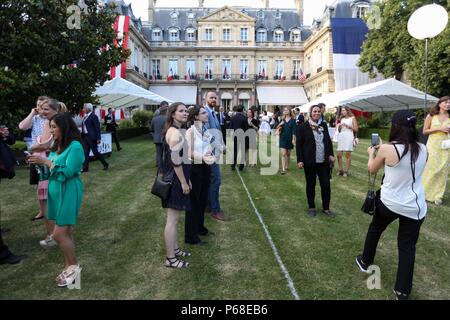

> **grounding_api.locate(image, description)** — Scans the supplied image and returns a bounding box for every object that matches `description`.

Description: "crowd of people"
[1,93,449,300]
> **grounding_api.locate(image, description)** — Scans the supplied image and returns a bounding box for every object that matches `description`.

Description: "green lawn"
[0,136,449,300]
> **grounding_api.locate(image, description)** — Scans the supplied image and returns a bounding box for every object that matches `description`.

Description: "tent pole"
[424,37,429,115]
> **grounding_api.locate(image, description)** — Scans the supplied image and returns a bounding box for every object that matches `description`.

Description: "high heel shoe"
[56,265,82,287]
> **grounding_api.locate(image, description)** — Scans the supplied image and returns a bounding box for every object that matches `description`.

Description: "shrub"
[132,110,153,128]
[118,119,135,129]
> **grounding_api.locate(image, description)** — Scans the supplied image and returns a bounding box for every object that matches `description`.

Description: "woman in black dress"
[161,102,192,268]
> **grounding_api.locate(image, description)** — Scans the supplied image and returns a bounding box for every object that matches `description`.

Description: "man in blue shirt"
[204,91,227,222]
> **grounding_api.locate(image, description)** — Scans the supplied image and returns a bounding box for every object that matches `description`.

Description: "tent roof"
[94,77,172,108]
[257,86,308,106]
[149,85,197,105]
[300,78,439,113]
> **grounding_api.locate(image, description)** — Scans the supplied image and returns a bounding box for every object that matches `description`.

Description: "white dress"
[259,116,272,134]
[337,117,354,151]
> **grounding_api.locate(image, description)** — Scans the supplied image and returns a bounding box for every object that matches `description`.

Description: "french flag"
[110,15,130,79]
[331,18,382,91]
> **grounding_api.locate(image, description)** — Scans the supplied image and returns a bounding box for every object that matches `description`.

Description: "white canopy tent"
[94,77,172,108]
[300,78,439,113]
[257,86,309,106]
[149,85,197,105]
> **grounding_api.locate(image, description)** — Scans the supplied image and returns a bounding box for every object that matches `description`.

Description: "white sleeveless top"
[380,143,427,220]
[190,125,211,159]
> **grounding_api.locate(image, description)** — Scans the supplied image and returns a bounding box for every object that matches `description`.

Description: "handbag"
[361,171,378,215]
[29,164,39,185]
[353,137,359,147]
[151,170,173,200]
[441,134,450,149]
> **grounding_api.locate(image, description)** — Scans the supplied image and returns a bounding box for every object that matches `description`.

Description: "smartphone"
[371,133,380,146]
[24,151,31,157]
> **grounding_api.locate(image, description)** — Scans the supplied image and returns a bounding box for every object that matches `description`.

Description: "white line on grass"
[236,170,301,300]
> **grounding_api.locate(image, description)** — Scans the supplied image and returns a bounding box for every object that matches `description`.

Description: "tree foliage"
[358,0,450,98]
[0,0,130,125]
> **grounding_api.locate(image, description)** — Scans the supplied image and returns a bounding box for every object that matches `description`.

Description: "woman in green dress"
[28,112,84,287]
[276,107,296,174]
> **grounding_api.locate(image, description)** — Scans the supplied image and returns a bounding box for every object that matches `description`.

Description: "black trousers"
[362,199,424,295]
[221,125,227,145]
[231,136,245,170]
[0,229,12,260]
[303,162,331,210]
[82,134,108,170]
[107,129,121,150]
[185,164,210,244]
[155,143,163,170]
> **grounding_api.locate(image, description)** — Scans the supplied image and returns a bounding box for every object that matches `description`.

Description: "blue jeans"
[208,163,221,213]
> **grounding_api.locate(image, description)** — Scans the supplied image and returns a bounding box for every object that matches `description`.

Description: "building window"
[152,29,162,41]
[143,56,149,78]
[186,28,196,41]
[290,29,301,42]
[204,59,213,79]
[186,59,195,79]
[355,4,369,19]
[151,59,161,79]
[274,29,284,42]
[257,29,267,42]
[222,59,231,80]
[240,59,249,79]
[239,99,249,109]
[221,99,231,110]
[257,60,267,79]
[168,59,178,78]
[204,28,213,41]
[292,60,301,79]
[275,60,284,79]
[240,28,249,41]
[169,28,179,41]
[306,55,311,76]
[222,28,231,41]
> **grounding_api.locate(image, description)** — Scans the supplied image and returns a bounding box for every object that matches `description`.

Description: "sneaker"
[393,289,409,300]
[323,210,336,218]
[39,235,57,248]
[307,208,317,217]
[0,254,26,265]
[355,255,369,273]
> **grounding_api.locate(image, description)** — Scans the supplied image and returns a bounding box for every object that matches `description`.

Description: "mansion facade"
[108,0,374,110]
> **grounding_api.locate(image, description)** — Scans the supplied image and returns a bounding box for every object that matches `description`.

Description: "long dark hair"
[389,123,420,162]
[49,113,82,154]
[429,96,450,116]
[164,102,186,134]
[187,105,202,128]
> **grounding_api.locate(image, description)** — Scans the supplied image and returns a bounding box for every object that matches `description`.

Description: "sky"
[126,0,336,26]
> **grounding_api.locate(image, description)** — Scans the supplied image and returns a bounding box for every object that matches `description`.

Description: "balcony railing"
[150,41,198,47]
[149,73,302,82]
[255,41,303,48]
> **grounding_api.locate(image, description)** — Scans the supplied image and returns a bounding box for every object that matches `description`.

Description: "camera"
[371,133,380,146]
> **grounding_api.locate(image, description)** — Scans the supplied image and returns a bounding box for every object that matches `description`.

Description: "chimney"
[261,0,269,9]
[294,0,303,25]
[148,0,156,24]
[199,0,204,8]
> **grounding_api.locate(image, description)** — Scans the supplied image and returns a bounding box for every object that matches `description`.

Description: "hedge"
[117,127,149,140]
[357,128,390,141]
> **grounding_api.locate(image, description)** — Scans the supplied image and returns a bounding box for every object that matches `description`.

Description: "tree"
[358,0,449,98]
[0,0,130,126]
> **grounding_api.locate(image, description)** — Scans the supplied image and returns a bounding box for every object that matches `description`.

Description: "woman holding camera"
[356,110,427,300]
[296,105,335,218]
[336,107,358,176]
[422,96,450,206]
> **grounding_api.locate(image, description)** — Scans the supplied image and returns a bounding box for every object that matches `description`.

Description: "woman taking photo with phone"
[356,110,427,300]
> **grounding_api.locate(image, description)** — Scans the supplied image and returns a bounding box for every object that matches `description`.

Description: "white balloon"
[408,4,448,40]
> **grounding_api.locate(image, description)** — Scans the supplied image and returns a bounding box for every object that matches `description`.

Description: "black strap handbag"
[151,169,173,200]
[361,171,378,215]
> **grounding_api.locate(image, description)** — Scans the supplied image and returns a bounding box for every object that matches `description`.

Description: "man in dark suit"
[230,105,249,171]
[0,128,26,265]
[295,107,305,127]
[81,103,109,172]
[104,107,121,151]
[218,106,230,145]
[149,104,168,170]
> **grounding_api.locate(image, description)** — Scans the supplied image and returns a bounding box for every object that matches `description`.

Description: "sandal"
[343,171,348,177]
[165,256,189,269]
[337,170,344,176]
[56,265,81,287]
[174,248,191,257]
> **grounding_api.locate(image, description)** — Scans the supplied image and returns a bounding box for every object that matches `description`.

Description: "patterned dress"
[422,115,450,202]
